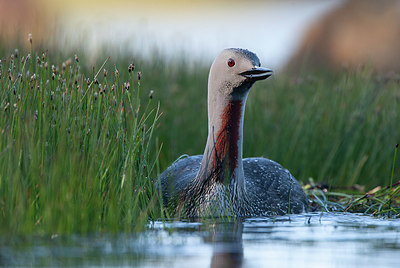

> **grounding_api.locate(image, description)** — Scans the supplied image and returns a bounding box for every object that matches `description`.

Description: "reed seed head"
[28,33,32,44]
[128,63,135,72]
[137,71,141,81]
[124,82,130,91]
[149,90,154,99]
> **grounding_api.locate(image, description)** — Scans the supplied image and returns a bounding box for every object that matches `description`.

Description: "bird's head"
[208,48,272,99]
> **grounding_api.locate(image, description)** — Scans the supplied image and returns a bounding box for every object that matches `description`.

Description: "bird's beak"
[240,67,273,81]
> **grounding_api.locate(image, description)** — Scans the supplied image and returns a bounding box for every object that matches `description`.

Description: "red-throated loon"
[159,48,308,217]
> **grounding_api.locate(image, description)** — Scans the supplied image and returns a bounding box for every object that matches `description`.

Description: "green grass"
[0,44,162,235]
[154,68,400,189]
[1,40,400,235]
[307,144,400,217]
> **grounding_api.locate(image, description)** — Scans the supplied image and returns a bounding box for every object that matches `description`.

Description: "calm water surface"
[2,213,400,267]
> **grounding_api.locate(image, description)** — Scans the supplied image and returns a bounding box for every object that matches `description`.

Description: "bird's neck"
[196,94,247,189]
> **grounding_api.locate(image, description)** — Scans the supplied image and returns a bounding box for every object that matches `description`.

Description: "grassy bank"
[0,44,161,234]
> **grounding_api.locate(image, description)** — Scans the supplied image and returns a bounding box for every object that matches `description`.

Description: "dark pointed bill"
[240,67,273,81]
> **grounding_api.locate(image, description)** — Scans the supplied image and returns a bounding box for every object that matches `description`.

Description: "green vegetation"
[251,71,399,187]
[307,144,400,217]
[1,39,399,235]
[0,43,162,235]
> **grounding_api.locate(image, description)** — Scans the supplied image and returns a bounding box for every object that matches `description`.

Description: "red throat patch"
[212,100,243,179]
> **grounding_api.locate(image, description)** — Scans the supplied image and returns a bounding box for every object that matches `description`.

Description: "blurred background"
[1,0,400,72]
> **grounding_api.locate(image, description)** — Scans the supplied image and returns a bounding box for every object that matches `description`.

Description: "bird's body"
[160,155,307,217]
[159,48,307,218]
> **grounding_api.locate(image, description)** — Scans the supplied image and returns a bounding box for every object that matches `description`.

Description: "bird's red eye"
[227,58,235,67]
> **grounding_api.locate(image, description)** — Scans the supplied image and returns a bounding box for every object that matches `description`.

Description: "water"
[2,213,400,267]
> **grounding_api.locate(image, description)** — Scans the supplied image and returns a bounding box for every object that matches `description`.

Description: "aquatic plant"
[0,36,161,234]
[306,144,400,217]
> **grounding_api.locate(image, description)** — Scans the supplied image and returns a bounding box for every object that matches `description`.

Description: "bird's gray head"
[208,48,272,99]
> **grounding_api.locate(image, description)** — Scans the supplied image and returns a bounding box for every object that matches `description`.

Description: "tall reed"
[0,40,161,235]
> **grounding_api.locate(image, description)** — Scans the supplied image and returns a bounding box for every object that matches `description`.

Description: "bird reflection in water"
[207,220,244,268]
